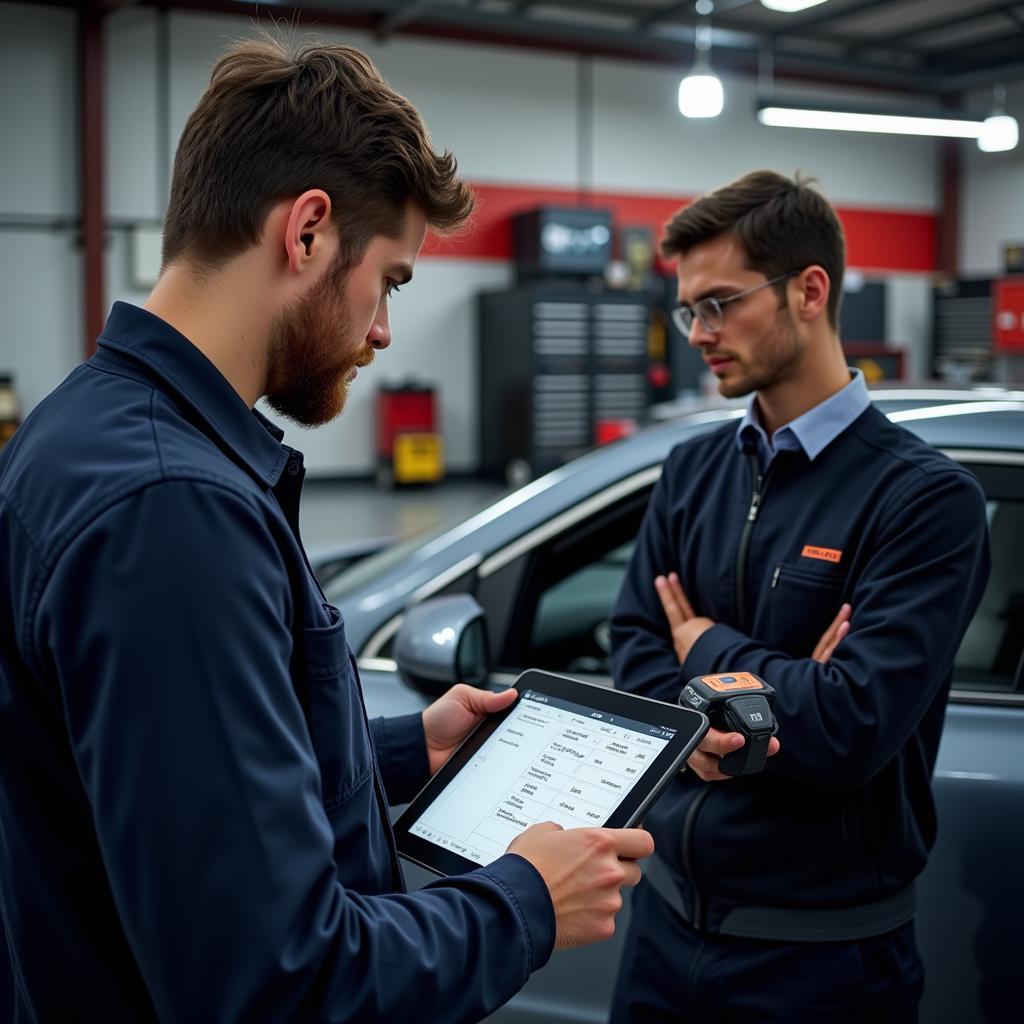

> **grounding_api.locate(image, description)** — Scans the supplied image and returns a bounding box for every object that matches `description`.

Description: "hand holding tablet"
[396,670,708,949]
[507,821,654,948]
[396,670,709,876]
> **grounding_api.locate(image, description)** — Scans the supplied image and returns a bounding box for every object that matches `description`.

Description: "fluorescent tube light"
[761,0,830,11]
[756,101,985,139]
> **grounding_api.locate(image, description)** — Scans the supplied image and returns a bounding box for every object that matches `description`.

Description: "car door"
[917,452,1024,1024]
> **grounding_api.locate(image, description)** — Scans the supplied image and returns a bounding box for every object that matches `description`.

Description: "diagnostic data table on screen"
[409,690,675,866]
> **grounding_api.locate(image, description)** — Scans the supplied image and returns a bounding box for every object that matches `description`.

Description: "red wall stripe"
[423,182,937,273]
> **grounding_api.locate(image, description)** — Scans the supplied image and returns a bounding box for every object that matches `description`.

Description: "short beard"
[717,308,803,399]
[265,258,364,428]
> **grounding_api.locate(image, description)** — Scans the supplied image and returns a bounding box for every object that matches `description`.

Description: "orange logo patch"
[801,545,842,564]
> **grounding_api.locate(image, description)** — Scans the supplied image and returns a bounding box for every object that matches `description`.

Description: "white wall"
[0,232,83,413]
[960,81,1024,277]
[0,3,82,413]
[1,2,969,474]
[886,275,933,380]
[105,8,162,221]
[0,3,78,216]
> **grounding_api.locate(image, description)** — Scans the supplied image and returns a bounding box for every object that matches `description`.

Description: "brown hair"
[162,33,474,270]
[662,170,846,327]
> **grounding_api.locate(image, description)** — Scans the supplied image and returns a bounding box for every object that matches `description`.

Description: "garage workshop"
[0,2,1021,1023]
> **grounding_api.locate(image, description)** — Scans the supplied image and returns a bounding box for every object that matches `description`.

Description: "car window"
[492,489,652,675]
[953,496,1024,694]
[324,531,439,605]
[528,541,634,674]
[323,490,502,604]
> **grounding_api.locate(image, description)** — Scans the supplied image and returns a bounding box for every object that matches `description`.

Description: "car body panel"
[918,704,1024,1023]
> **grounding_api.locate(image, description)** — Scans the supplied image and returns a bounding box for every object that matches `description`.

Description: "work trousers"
[609,880,923,1024]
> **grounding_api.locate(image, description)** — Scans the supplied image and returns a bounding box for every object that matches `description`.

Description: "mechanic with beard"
[0,36,655,1024]
[608,171,990,1023]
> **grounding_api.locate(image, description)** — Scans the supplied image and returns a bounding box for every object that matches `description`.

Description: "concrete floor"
[299,477,506,550]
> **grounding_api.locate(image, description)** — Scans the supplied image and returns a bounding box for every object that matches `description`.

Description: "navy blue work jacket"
[0,303,554,1022]
[610,411,990,938]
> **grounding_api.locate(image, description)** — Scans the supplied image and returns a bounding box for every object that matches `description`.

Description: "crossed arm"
[612,458,989,790]
[652,571,851,781]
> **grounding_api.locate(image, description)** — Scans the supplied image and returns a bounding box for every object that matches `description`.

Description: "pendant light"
[679,0,723,119]
[978,85,1019,153]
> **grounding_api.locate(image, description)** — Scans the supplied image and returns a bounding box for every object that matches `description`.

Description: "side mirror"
[393,594,491,696]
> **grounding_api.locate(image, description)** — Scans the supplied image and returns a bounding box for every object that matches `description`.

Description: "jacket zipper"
[680,786,712,931]
[735,451,772,631]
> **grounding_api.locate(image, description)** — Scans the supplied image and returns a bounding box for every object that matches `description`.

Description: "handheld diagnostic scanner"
[679,672,778,776]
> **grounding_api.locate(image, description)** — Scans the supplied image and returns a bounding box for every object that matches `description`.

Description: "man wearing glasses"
[608,170,990,1022]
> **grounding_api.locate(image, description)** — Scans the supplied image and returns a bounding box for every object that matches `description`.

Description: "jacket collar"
[737,368,871,467]
[94,301,291,486]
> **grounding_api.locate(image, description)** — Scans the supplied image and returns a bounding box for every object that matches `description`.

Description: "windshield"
[322,530,441,604]
[322,489,506,604]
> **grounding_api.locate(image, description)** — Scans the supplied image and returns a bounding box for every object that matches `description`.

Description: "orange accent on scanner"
[701,673,764,693]
[801,545,842,564]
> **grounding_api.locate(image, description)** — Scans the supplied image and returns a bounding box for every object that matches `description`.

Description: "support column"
[937,139,961,279]
[80,6,105,358]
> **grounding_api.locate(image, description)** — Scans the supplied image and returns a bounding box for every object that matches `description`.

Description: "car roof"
[867,387,1024,453]
[650,386,1024,452]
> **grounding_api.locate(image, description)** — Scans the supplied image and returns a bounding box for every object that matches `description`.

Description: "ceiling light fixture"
[761,0,830,12]
[978,115,1019,152]
[978,85,1019,153]
[679,0,723,119]
[756,98,994,140]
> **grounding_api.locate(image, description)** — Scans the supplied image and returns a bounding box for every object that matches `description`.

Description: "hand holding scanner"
[679,672,777,776]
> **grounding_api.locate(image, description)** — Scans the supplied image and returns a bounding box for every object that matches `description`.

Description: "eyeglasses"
[671,271,799,338]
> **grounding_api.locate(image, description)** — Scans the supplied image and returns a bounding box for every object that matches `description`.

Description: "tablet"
[394,669,709,877]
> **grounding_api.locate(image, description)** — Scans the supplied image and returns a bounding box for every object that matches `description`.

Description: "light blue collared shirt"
[736,368,871,470]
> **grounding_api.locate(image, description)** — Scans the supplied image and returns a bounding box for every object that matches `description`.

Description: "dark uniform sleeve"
[369,713,431,805]
[677,467,990,788]
[33,480,554,1024]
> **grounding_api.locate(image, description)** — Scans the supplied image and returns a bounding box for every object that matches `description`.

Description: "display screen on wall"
[513,207,612,278]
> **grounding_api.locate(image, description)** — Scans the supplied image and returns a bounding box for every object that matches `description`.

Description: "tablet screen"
[406,686,678,867]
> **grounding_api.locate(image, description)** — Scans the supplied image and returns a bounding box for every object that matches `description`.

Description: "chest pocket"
[297,605,375,811]
[764,562,847,657]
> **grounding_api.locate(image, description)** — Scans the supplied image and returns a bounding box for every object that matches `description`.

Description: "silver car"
[324,387,1024,1024]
